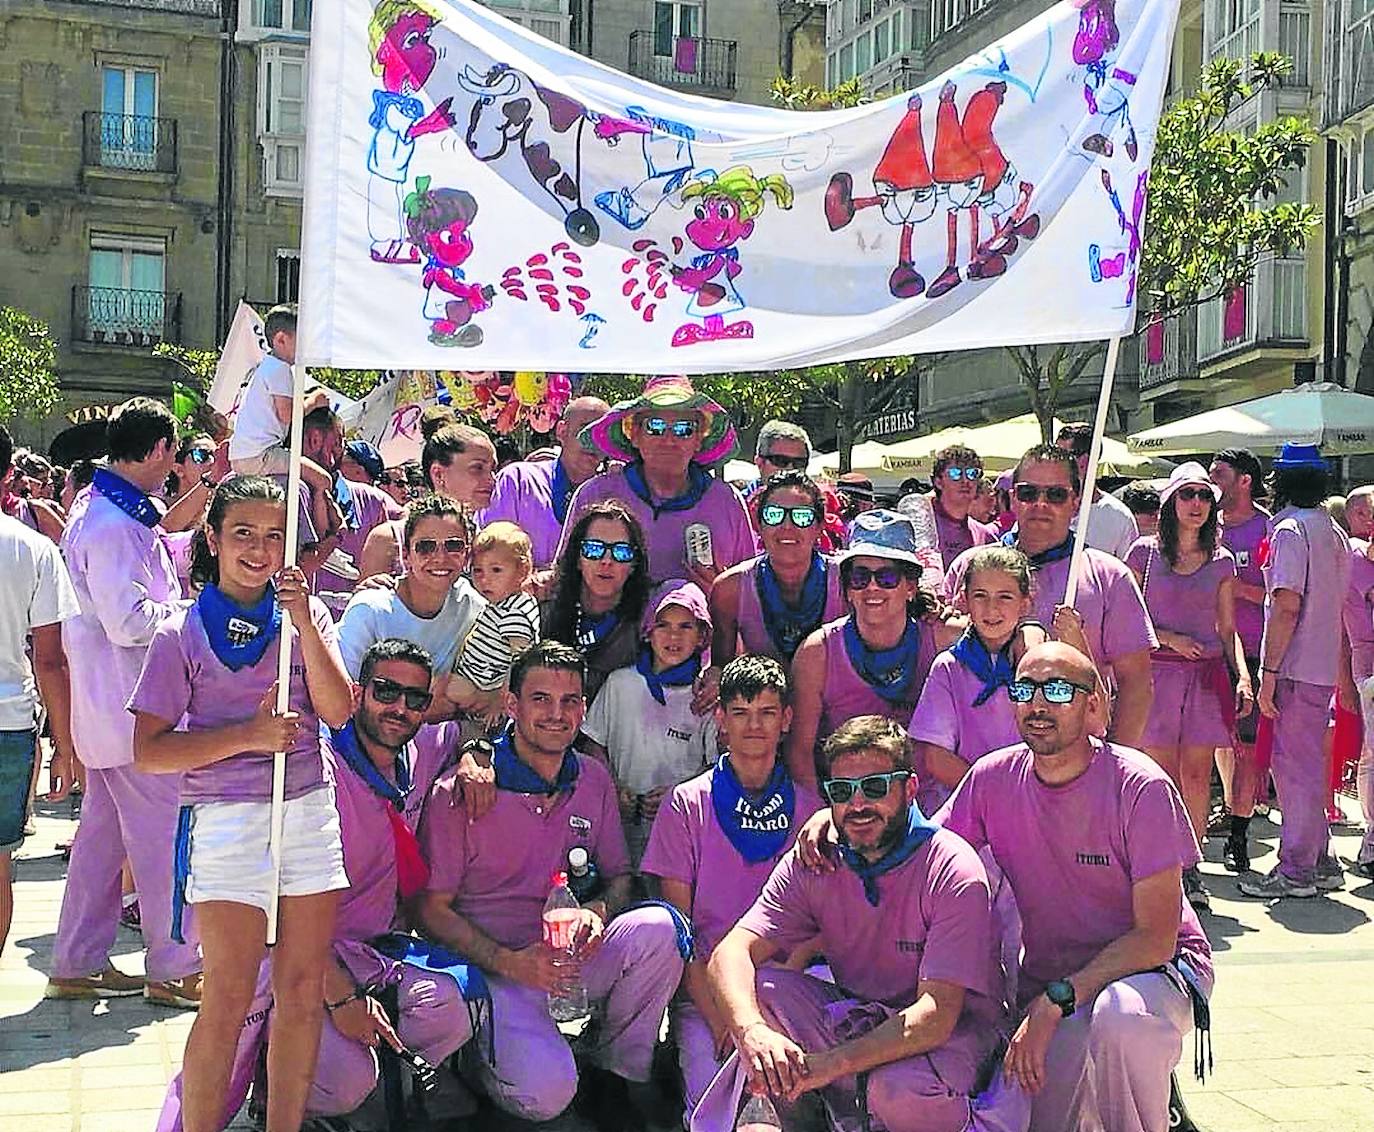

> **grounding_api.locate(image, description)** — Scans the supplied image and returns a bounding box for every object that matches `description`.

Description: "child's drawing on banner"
[1089,167,1147,305]
[457,63,606,246]
[366,0,457,264]
[1074,0,1138,160]
[403,176,495,346]
[669,166,794,347]
[593,106,701,231]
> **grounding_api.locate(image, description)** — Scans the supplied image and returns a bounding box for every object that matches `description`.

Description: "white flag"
[209,301,267,414]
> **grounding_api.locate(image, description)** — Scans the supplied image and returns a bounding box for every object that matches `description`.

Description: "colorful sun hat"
[580,374,739,465]
[640,578,712,638]
[1157,461,1221,507]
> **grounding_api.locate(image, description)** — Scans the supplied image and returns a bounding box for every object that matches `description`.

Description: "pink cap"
[641,578,712,638]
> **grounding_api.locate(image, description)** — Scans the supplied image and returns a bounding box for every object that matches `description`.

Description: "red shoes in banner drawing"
[826,80,1041,301]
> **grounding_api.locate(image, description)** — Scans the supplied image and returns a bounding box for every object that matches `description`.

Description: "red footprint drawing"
[500,242,595,316]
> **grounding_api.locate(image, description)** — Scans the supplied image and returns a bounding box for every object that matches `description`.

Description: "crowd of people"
[2,319,1370,1132]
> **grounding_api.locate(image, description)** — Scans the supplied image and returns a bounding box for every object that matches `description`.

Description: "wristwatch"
[1044,979,1076,1018]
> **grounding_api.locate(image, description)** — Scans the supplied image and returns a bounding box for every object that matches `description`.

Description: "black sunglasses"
[762,452,808,470]
[410,537,468,556]
[369,677,434,712]
[1173,486,1215,503]
[845,564,906,590]
[820,771,910,804]
[1006,677,1095,705]
[1014,483,1074,505]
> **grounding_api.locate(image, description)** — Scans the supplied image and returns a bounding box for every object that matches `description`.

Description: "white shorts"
[185,787,348,912]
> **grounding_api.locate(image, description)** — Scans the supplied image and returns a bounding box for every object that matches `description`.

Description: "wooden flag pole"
[1063,336,1122,608]
[266,361,307,946]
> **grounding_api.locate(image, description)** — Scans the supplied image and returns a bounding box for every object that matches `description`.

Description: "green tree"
[1009,51,1320,441]
[0,306,63,421]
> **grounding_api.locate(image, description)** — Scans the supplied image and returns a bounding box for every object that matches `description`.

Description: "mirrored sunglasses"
[820,770,910,804]
[845,564,905,591]
[1006,677,1095,705]
[643,416,697,439]
[581,538,637,563]
[1014,483,1073,505]
[411,537,468,556]
[760,504,818,529]
[187,448,215,465]
[369,677,434,712]
[945,466,983,481]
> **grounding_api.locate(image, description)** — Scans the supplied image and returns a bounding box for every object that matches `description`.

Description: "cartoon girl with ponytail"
[669,165,794,347]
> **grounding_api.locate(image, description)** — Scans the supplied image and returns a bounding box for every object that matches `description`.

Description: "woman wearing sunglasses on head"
[543,501,652,704]
[556,375,756,589]
[707,471,846,678]
[128,476,354,1132]
[338,494,486,720]
[1124,463,1249,912]
[786,510,964,787]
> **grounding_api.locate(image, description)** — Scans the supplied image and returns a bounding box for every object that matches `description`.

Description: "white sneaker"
[1238,867,1318,900]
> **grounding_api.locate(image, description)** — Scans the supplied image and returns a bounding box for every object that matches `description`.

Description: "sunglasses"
[368,677,434,712]
[1173,486,1215,503]
[845,564,906,591]
[642,416,697,439]
[1014,483,1074,505]
[410,537,468,556]
[762,452,808,470]
[1006,677,1095,705]
[943,466,983,481]
[760,504,818,529]
[380,474,407,488]
[187,448,215,465]
[820,770,910,804]
[581,538,638,563]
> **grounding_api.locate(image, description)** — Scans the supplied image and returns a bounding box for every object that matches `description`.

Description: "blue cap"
[835,508,923,570]
[344,439,385,482]
[1271,442,1327,471]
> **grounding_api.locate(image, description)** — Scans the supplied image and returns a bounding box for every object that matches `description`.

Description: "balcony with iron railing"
[74,0,219,14]
[71,286,183,349]
[82,112,178,175]
[1326,6,1374,125]
[627,31,737,95]
[1196,255,1308,362]
[1206,1,1311,87]
[1139,307,1200,392]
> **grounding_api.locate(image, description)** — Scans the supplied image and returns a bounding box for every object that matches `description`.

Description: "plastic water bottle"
[736,1093,782,1131]
[542,871,590,1022]
[567,847,602,904]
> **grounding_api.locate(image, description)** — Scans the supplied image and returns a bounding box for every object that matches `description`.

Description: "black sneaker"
[1223,836,1250,874]
[1169,1072,1202,1131]
[1183,867,1211,911]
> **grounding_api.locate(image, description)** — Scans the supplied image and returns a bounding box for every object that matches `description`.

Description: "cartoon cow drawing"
[458,63,604,247]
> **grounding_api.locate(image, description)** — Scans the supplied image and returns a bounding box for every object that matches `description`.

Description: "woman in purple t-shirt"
[1125,463,1250,910]
[130,476,353,1132]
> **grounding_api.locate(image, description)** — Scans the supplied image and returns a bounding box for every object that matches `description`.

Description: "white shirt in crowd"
[0,513,80,730]
[227,354,293,463]
[337,578,487,679]
[1073,491,1140,560]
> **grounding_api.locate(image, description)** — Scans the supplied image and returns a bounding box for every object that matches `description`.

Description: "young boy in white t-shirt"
[227,304,335,537]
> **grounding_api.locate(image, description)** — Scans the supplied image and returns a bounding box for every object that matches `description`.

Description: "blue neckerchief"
[551,458,574,525]
[369,88,424,130]
[1003,529,1074,568]
[623,460,710,517]
[171,804,193,943]
[491,727,579,795]
[92,467,160,529]
[577,608,621,650]
[756,553,828,660]
[635,645,701,706]
[710,755,796,864]
[331,721,411,811]
[195,582,282,672]
[334,475,359,530]
[843,617,923,706]
[838,803,939,906]
[625,900,695,960]
[949,627,1016,707]
[370,932,494,1065]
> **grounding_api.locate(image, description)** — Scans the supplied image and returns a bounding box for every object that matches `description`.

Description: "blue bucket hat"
[344,439,385,482]
[835,508,924,571]
[1271,442,1327,471]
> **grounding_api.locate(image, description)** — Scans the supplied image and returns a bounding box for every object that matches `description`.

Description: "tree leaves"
[0,306,62,422]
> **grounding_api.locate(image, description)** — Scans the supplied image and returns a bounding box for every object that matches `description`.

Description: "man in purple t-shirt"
[414,642,684,1128]
[939,642,1210,1132]
[478,396,609,570]
[710,716,1004,1132]
[927,444,998,571]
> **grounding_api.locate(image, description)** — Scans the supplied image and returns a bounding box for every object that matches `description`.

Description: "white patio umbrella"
[1127,383,1374,456]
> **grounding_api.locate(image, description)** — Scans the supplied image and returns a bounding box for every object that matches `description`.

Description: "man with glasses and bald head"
[938,641,1211,1132]
[943,445,1157,746]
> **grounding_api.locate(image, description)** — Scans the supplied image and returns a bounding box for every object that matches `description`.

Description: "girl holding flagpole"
[130,476,353,1132]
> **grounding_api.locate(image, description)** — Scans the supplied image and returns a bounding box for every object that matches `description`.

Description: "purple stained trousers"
[475,905,685,1122]
[1270,678,1334,884]
[51,763,201,982]
[1030,971,1193,1132]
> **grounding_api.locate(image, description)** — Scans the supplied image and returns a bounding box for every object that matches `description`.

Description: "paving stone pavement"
[4,794,1374,1131]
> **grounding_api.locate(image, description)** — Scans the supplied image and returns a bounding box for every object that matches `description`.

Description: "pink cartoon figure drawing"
[1089,168,1147,306]
[404,176,495,347]
[1074,0,1137,160]
[826,83,1038,299]
[668,165,794,347]
[367,0,457,264]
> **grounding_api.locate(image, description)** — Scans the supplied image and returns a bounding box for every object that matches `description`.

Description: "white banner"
[209,300,267,414]
[299,0,1178,373]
